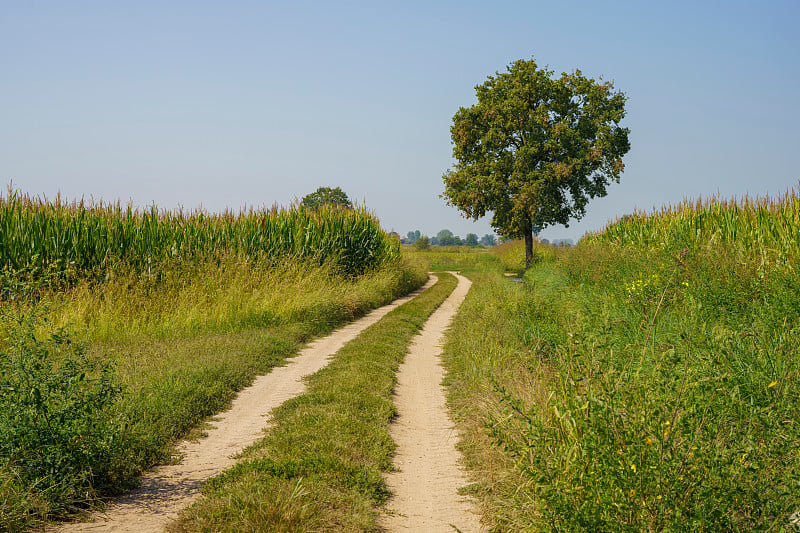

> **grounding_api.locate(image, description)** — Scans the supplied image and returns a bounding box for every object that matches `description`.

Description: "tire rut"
[381,272,483,532]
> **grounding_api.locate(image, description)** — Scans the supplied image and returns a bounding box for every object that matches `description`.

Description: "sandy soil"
[53,277,435,533]
[380,272,484,532]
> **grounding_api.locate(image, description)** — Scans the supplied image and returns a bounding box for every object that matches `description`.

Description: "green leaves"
[0,189,399,282]
[0,311,129,518]
[300,186,353,211]
[443,57,630,252]
[588,192,800,270]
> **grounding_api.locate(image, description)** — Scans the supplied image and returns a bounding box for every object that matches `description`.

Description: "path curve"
[381,272,484,532]
[53,277,436,533]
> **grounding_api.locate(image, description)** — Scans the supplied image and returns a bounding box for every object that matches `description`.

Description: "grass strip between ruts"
[168,272,458,533]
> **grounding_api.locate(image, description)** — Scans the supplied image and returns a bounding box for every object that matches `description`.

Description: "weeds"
[0,310,131,526]
[0,255,427,530]
[442,235,800,531]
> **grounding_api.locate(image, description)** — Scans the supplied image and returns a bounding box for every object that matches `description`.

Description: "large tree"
[442,58,630,268]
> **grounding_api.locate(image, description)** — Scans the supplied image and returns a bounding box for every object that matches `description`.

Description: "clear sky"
[2,1,799,242]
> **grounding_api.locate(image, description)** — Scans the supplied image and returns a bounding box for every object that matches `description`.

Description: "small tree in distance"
[413,236,430,250]
[406,230,421,244]
[436,229,457,246]
[301,187,352,210]
[480,234,496,247]
[442,57,630,268]
[465,233,479,247]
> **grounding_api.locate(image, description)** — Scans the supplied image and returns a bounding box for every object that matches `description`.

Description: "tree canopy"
[442,57,630,267]
[301,186,352,210]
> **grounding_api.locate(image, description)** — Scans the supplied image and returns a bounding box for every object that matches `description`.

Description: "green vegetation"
[169,274,457,532]
[491,239,556,274]
[442,57,630,267]
[412,235,430,250]
[0,189,424,531]
[7,181,798,531]
[409,246,499,273]
[300,186,353,211]
[587,190,800,264]
[1,257,426,531]
[1,311,126,529]
[439,191,800,531]
[0,188,397,281]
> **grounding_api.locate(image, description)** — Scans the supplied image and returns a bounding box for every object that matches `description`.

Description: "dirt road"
[381,272,483,532]
[54,278,435,533]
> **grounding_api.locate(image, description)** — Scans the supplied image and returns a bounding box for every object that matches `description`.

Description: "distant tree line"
[297,188,506,249]
[401,229,496,247]
[539,238,575,246]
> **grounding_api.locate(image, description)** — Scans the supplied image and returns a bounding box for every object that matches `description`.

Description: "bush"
[0,311,131,520]
[413,236,431,250]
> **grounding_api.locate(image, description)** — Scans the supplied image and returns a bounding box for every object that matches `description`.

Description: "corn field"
[586,185,800,264]
[0,189,400,279]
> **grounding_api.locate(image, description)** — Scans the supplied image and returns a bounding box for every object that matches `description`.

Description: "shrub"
[0,311,131,519]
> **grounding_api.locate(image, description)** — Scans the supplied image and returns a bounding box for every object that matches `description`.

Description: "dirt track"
[53,278,435,533]
[381,272,483,532]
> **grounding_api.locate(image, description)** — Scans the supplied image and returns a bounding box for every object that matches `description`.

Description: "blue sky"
[2,1,798,242]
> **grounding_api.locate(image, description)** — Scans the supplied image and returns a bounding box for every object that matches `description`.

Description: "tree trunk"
[523,215,534,270]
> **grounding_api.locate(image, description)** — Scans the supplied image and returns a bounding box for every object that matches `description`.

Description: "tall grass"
[441,200,800,530]
[0,255,428,531]
[0,187,421,531]
[0,188,399,281]
[45,255,424,342]
[406,247,500,272]
[492,239,557,273]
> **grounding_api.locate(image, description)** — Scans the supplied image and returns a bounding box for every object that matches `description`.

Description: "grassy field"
[0,192,423,532]
[5,185,799,532]
[406,245,500,273]
[433,191,800,531]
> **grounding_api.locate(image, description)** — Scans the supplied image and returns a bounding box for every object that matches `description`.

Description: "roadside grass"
[439,260,553,530]
[404,247,500,273]
[0,256,427,531]
[48,254,427,343]
[168,273,458,532]
[491,240,558,274]
[441,239,800,531]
